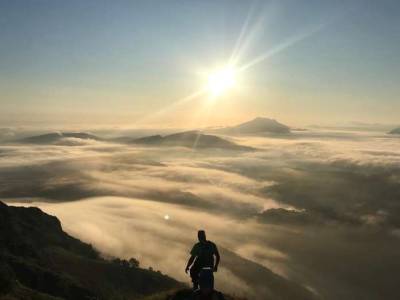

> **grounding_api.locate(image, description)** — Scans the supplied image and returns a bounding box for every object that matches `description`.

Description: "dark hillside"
[0,201,181,300]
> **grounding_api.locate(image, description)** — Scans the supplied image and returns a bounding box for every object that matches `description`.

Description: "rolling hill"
[129,131,253,151]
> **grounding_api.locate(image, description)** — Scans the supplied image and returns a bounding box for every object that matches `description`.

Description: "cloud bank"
[2,130,400,299]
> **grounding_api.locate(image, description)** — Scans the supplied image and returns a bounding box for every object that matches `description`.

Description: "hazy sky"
[1,0,399,127]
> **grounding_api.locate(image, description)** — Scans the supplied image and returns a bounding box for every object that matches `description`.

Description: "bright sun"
[207,66,236,97]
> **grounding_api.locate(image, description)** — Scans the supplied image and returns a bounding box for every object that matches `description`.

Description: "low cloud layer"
[2,130,400,299]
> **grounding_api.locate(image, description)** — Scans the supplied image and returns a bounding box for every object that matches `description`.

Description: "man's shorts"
[198,268,214,289]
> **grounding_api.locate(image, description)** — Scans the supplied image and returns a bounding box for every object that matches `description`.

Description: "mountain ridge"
[14,117,291,147]
[16,130,253,151]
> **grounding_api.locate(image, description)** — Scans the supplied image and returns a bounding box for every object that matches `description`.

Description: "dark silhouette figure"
[185,230,220,291]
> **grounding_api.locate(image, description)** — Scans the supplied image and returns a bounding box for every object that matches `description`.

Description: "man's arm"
[185,255,196,273]
[186,243,199,273]
[214,245,220,272]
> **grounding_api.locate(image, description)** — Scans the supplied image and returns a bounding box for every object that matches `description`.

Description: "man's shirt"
[190,240,218,268]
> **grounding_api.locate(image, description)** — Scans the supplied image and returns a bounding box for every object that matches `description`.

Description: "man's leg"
[190,266,200,290]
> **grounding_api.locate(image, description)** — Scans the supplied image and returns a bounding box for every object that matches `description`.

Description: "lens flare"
[207,66,236,97]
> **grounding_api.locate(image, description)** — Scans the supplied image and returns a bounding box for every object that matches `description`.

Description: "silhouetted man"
[185,230,220,290]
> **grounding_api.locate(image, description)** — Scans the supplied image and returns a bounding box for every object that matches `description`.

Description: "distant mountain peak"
[240,117,282,125]
[214,117,290,135]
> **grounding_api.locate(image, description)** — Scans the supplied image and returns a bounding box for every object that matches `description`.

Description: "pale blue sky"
[0,0,399,127]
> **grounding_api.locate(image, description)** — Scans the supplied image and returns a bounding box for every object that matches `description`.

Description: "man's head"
[198,230,206,242]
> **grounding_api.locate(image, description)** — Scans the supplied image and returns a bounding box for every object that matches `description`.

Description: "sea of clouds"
[1,129,400,299]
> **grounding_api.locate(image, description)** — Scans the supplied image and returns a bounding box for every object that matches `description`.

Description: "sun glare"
[207,66,236,97]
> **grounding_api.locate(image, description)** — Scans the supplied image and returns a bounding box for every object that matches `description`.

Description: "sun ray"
[134,87,207,125]
[238,21,332,72]
[229,2,259,66]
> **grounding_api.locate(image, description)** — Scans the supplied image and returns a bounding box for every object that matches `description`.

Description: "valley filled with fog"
[1,127,400,299]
